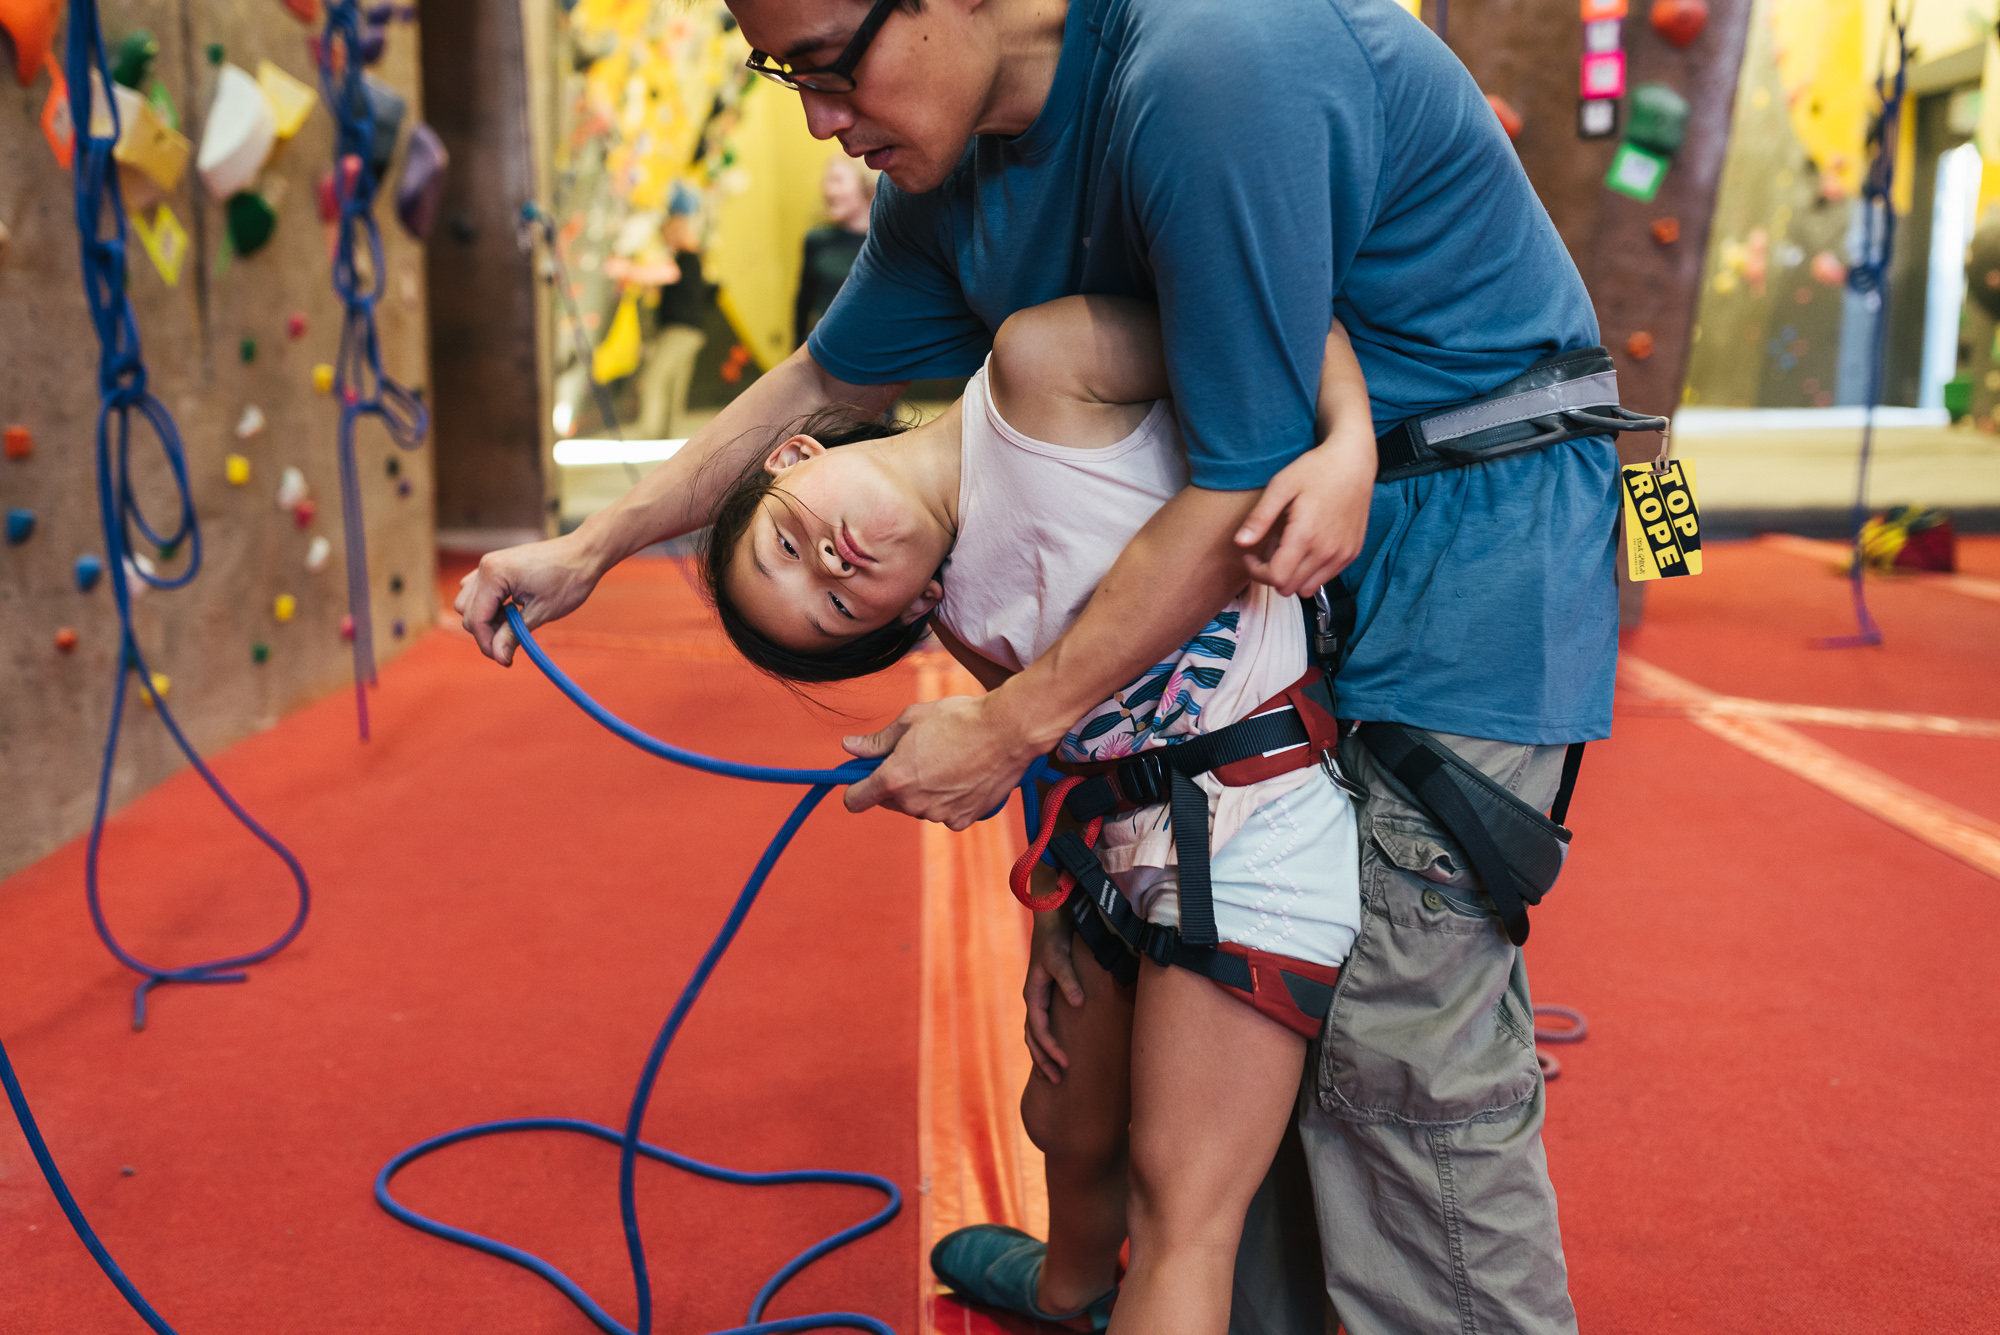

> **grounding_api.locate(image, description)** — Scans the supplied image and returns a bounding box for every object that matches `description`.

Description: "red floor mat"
[1,557,925,1334]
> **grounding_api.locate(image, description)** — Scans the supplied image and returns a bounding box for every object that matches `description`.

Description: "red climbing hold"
[1626,331,1656,360]
[55,626,79,653]
[293,497,318,528]
[340,613,355,642]
[1486,94,1524,141]
[1650,0,1708,48]
[287,312,307,339]
[1651,217,1681,245]
[3,424,29,460]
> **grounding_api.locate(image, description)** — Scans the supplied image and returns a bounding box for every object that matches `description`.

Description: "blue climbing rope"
[318,0,430,739]
[9,590,1052,1333]
[62,0,310,1033]
[1824,3,1911,650]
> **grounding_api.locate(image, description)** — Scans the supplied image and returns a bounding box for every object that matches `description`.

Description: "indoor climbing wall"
[0,0,435,876]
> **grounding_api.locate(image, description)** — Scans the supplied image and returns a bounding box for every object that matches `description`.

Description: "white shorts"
[1109,770,1362,970]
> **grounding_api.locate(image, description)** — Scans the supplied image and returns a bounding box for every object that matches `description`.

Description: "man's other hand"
[454,533,605,666]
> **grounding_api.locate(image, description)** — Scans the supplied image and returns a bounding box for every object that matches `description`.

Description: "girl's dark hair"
[700,406,930,684]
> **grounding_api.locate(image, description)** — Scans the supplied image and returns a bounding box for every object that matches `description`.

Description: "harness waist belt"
[1374,346,1670,483]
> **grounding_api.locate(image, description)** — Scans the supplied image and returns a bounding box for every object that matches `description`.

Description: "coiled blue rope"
[369,608,1053,1335]
[7,590,1051,1333]
[318,0,430,739]
[63,0,310,1033]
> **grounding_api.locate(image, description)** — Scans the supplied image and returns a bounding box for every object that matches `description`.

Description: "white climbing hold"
[304,534,331,571]
[124,552,156,598]
[276,465,308,511]
[235,403,266,439]
[196,64,277,200]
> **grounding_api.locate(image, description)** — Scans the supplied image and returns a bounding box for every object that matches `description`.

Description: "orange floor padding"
[3,540,1997,1334]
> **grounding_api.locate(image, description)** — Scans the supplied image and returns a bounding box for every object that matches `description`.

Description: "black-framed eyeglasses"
[745,0,901,94]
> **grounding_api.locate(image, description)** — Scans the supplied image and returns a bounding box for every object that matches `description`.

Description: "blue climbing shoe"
[929,1223,1115,1331]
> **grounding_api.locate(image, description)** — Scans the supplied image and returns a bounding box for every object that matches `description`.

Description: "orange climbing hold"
[3,424,29,460]
[1651,217,1681,245]
[54,627,78,653]
[1627,331,1656,360]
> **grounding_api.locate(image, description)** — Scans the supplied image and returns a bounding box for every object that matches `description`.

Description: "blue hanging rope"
[59,0,310,1033]
[318,0,430,739]
[9,590,1052,1333]
[1823,4,1911,650]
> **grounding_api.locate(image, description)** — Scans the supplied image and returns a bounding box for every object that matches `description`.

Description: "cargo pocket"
[1315,812,1540,1126]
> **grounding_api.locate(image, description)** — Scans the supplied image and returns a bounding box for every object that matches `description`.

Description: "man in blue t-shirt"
[460,1,1606,1329]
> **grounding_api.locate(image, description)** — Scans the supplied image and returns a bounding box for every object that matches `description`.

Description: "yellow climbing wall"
[706,78,850,371]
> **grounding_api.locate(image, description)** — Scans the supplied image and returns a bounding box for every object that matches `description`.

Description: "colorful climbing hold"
[226,453,251,485]
[391,619,406,639]
[140,671,171,704]
[55,627,79,653]
[6,508,33,544]
[236,403,266,438]
[112,29,159,89]
[305,534,331,571]
[388,573,404,594]
[284,0,319,22]
[196,64,276,200]
[276,466,309,511]
[396,478,412,498]
[385,456,400,477]
[4,424,30,460]
[252,641,271,664]
[274,593,298,623]
[293,497,318,528]
[1649,0,1708,48]
[1485,95,1524,141]
[224,191,278,257]
[255,59,319,140]
[205,42,223,65]
[312,363,335,393]
[241,336,257,363]
[339,613,355,642]
[1626,331,1656,360]
[1626,83,1690,157]
[1651,217,1681,245]
[156,540,177,562]
[76,554,104,591]
[287,312,307,339]
[395,123,449,240]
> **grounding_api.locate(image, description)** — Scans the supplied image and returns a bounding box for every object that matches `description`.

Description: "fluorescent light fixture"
[553,437,689,467]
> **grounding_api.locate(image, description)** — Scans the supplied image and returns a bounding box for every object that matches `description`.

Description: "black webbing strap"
[1168,769,1216,945]
[1052,839,1257,998]
[1550,743,1585,828]
[1380,743,1536,946]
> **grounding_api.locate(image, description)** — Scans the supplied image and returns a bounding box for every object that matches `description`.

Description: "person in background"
[795,156,876,347]
[630,182,713,440]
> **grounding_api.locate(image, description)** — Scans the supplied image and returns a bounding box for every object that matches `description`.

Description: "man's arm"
[455,345,904,664]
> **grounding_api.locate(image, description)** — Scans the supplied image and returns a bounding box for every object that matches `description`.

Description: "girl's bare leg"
[1111,960,1306,1335]
[1021,942,1135,1317]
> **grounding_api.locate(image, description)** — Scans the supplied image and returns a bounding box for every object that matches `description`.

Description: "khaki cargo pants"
[1230,730,1579,1335]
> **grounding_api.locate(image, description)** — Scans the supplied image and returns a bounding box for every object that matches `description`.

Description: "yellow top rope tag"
[1620,430,1702,580]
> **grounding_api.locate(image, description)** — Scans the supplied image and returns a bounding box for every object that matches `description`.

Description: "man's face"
[729,0,995,194]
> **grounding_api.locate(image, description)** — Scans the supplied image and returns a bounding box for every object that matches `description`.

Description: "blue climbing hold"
[5,508,33,544]
[76,553,105,591]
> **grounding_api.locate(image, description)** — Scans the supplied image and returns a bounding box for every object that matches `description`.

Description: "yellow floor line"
[1620,655,2000,880]
[1757,533,2000,603]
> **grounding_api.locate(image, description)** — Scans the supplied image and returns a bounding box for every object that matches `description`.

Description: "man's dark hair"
[700,407,932,684]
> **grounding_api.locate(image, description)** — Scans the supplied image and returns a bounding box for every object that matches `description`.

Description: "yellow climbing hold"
[312,363,334,394]
[225,453,251,485]
[140,671,171,705]
[256,60,319,141]
[274,592,298,622]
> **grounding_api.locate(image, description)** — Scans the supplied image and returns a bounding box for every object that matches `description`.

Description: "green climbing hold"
[1626,83,1691,158]
[157,540,177,561]
[112,30,159,89]
[147,80,179,132]
[385,456,400,477]
[240,336,257,363]
[206,42,224,65]
[225,192,277,258]
[252,642,271,664]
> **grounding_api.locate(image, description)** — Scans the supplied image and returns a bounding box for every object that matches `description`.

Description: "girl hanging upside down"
[700,294,1371,1335]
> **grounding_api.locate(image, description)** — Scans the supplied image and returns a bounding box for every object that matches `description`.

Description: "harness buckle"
[1140,923,1178,968]
[1113,750,1171,809]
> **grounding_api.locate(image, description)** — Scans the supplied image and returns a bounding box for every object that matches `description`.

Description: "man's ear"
[898,577,945,625]
[764,434,827,475]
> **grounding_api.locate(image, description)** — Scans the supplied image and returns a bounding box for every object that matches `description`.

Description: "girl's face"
[727,435,949,652]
